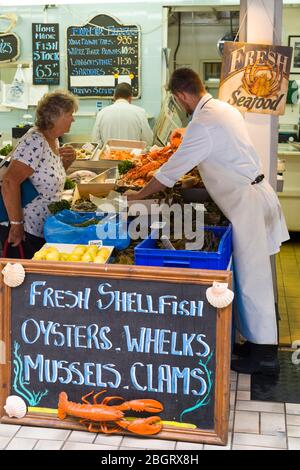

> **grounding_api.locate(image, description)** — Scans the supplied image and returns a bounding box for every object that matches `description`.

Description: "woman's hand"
[59,145,76,169]
[8,224,25,247]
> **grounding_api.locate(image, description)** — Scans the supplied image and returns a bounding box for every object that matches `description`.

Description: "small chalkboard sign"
[0,33,20,62]
[67,14,140,98]
[0,262,232,445]
[32,23,60,85]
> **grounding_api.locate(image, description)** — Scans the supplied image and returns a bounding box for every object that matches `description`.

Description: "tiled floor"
[278,233,300,346]
[1,371,300,451]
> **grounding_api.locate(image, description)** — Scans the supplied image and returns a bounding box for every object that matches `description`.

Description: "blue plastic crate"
[134,225,232,270]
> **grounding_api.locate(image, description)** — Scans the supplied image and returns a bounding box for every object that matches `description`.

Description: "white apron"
[155,94,289,345]
[198,163,289,345]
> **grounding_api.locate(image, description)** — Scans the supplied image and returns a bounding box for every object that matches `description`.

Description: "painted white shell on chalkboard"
[206,282,234,309]
[4,395,27,419]
[1,262,25,288]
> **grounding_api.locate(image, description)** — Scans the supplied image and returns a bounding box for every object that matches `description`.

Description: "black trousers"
[0,225,45,259]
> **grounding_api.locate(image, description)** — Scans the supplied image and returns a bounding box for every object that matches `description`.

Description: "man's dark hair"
[168,68,206,95]
[114,82,133,100]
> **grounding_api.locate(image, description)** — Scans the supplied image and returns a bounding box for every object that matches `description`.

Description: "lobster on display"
[57,390,164,435]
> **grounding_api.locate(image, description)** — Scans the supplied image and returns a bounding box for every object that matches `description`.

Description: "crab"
[242,60,282,98]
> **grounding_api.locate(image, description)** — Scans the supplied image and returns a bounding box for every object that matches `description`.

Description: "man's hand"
[170,128,186,141]
[124,189,142,201]
[59,145,76,169]
[124,178,166,201]
[8,225,25,247]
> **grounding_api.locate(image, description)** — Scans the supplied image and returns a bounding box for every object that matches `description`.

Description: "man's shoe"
[231,344,280,376]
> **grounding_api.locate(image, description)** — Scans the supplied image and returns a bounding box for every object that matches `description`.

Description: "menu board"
[0,262,232,445]
[32,23,60,85]
[67,14,140,98]
[0,33,19,62]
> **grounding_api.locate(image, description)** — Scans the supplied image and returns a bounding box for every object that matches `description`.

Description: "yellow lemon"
[39,247,50,256]
[72,246,87,256]
[46,246,59,254]
[81,252,94,263]
[33,251,43,260]
[86,245,99,255]
[93,255,107,264]
[68,254,81,262]
[59,253,69,261]
[45,251,60,261]
[97,247,110,258]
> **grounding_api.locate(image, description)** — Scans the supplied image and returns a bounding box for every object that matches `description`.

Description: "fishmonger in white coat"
[125,68,289,376]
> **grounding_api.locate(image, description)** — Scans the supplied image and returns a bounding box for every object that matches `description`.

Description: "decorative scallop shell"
[206,282,234,308]
[4,395,27,419]
[1,263,25,287]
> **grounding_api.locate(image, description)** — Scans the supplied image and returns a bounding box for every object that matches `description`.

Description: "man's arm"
[154,121,212,187]
[125,177,166,200]
[126,121,212,200]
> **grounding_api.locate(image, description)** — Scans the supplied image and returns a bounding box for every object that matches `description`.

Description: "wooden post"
[239,0,283,190]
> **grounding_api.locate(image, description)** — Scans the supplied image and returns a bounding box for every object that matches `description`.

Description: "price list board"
[32,23,60,85]
[67,14,140,98]
[0,33,20,63]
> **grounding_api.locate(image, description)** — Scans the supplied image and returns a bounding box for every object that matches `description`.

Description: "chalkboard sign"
[0,262,231,445]
[67,14,140,98]
[0,33,20,62]
[32,23,60,85]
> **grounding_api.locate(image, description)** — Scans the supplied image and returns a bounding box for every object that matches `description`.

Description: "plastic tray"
[134,225,232,270]
[64,142,98,160]
[73,168,118,202]
[87,167,119,184]
[94,139,146,166]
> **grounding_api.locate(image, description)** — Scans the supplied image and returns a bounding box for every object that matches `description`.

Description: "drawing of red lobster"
[58,390,164,435]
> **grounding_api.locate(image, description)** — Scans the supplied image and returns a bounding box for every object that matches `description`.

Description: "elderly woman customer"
[0,90,78,259]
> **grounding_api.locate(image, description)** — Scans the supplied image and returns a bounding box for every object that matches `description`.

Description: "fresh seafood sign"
[219,42,293,115]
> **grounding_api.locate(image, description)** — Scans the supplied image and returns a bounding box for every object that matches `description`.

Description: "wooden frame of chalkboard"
[0,260,232,445]
[0,32,20,63]
[66,14,141,99]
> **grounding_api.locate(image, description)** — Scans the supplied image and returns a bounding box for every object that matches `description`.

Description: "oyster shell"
[1,263,25,288]
[4,395,27,419]
[206,281,234,308]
